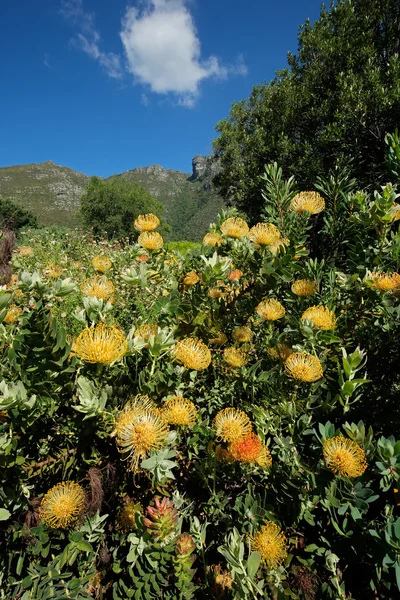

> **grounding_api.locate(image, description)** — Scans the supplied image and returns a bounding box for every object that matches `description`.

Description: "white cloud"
[120,0,246,106]
[61,0,123,79]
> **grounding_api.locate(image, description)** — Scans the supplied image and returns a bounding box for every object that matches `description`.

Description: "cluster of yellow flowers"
[135,213,164,251]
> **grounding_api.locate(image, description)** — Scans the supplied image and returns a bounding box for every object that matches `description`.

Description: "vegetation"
[0,197,38,231]
[1,151,400,598]
[213,0,400,219]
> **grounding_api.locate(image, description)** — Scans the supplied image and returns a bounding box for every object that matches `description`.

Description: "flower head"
[203,232,223,247]
[174,338,211,371]
[291,279,317,296]
[232,326,253,343]
[229,269,243,281]
[256,299,285,321]
[215,444,235,463]
[134,213,160,231]
[230,433,272,469]
[290,191,325,215]
[115,401,169,471]
[301,306,336,330]
[223,347,248,368]
[161,396,198,428]
[367,272,400,291]
[269,238,290,255]
[92,256,112,273]
[209,331,228,346]
[43,264,64,278]
[80,276,115,301]
[323,436,367,478]
[220,217,249,239]
[267,343,293,361]
[211,565,234,597]
[209,287,228,299]
[138,231,164,251]
[135,323,158,341]
[40,481,85,528]
[390,204,400,221]
[285,352,323,382]
[249,223,280,246]
[183,271,201,286]
[71,324,128,364]
[214,408,252,443]
[117,500,142,532]
[18,245,34,257]
[4,304,23,324]
[251,521,288,569]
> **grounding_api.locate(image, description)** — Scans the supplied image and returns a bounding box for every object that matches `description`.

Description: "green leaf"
[247,551,261,578]
[0,508,11,520]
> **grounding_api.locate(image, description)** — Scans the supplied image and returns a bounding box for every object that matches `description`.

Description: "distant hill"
[0,156,224,241]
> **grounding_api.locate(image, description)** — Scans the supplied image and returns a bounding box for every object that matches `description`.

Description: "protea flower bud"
[143,497,178,539]
[176,533,196,566]
[174,533,197,598]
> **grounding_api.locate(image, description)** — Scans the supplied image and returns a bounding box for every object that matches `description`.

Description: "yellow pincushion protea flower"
[18,245,34,257]
[6,274,19,289]
[174,338,211,371]
[323,436,367,478]
[161,396,198,428]
[290,191,325,215]
[203,232,223,247]
[40,482,85,529]
[115,402,169,471]
[208,287,228,299]
[301,305,336,330]
[4,304,23,324]
[80,276,115,301]
[367,272,400,291]
[249,222,280,246]
[269,237,290,256]
[230,433,272,469]
[213,408,252,443]
[183,271,200,286]
[135,323,158,340]
[209,331,228,346]
[256,299,285,321]
[229,269,243,281]
[284,352,323,382]
[291,279,317,296]
[220,217,249,239]
[92,255,112,273]
[267,343,293,361]
[43,264,64,278]
[117,501,142,532]
[134,213,160,232]
[250,521,288,569]
[232,326,253,343]
[71,324,128,364]
[138,231,164,251]
[223,347,248,368]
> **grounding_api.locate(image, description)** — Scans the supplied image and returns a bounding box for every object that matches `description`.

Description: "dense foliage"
[213,0,400,219]
[0,197,38,231]
[0,158,400,599]
[80,177,165,240]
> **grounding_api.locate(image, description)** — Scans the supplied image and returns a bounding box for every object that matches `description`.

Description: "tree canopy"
[213,0,400,220]
[0,197,38,231]
[80,177,165,240]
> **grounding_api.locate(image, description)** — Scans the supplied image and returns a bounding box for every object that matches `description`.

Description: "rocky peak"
[190,155,221,189]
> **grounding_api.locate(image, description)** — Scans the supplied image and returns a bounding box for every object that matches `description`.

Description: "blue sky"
[0,0,323,177]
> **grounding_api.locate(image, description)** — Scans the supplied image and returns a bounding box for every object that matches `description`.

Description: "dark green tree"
[80,177,165,240]
[0,198,38,231]
[213,0,400,220]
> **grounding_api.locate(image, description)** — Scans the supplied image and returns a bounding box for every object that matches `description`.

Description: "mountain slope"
[0,156,224,240]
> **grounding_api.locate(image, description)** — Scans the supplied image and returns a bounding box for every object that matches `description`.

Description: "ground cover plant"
[0,159,400,599]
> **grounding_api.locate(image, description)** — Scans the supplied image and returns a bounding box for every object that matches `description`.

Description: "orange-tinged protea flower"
[249,222,280,246]
[230,433,272,469]
[285,352,323,382]
[251,521,288,569]
[134,213,160,231]
[138,231,164,251]
[323,436,367,478]
[43,264,64,278]
[256,299,285,321]
[215,444,235,463]
[183,271,201,286]
[301,306,336,330]
[214,408,252,443]
[174,338,211,371]
[269,237,290,256]
[135,323,158,341]
[92,255,112,273]
[144,497,178,540]
[367,272,400,291]
[211,564,234,596]
[290,191,325,215]
[203,232,223,247]
[3,304,23,324]
[115,402,169,471]
[117,500,142,532]
[291,279,317,296]
[223,347,248,368]
[40,481,85,529]
[229,269,243,281]
[161,396,198,428]
[18,245,34,257]
[267,343,293,361]
[80,276,115,301]
[209,331,228,346]
[220,217,249,239]
[232,326,253,343]
[209,287,228,299]
[136,253,149,262]
[71,324,128,364]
